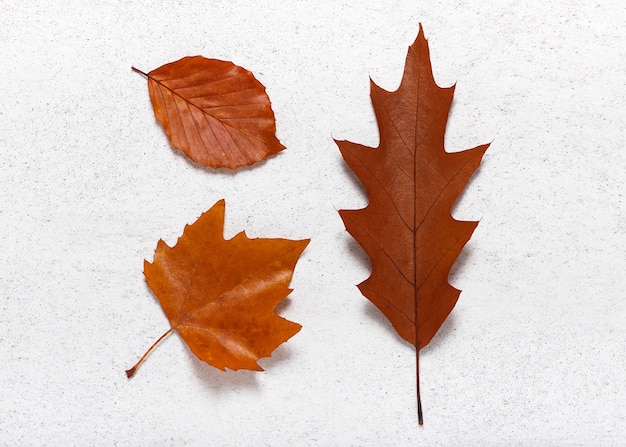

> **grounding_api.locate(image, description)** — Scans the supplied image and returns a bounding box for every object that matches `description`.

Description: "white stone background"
[1,0,625,445]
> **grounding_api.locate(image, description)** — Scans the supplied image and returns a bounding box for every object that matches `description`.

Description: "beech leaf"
[126,200,309,377]
[336,25,488,424]
[133,56,285,169]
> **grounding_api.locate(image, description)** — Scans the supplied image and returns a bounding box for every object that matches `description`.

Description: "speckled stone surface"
[1,1,625,445]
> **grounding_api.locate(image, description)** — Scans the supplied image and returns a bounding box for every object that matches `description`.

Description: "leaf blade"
[338,24,488,420]
[141,200,309,372]
[142,56,285,169]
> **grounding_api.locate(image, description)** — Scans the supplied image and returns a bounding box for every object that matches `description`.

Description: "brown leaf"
[126,200,309,377]
[133,56,285,169]
[336,25,488,424]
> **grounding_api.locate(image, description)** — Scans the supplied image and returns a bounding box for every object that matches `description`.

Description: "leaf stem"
[126,328,174,378]
[131,66,148,78]
[416,346,423,425]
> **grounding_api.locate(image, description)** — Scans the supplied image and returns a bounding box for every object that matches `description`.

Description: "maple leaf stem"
[416,347,424,425]
[131,66,148,78]
[125,327,174,378]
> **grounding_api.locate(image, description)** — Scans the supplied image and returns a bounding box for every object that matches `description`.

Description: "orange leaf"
[336,25,488,424]
[134,56,285,169]
[126,200,309,377]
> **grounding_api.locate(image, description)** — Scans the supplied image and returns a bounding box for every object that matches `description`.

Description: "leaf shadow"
[362,299,407,345]
[338,154,368,205]
[421,312,457,355]
[450,150,488,215]
[344,232,371,273]
[168,141,282,176]
[185,348,261,393]
[448,244,474,285]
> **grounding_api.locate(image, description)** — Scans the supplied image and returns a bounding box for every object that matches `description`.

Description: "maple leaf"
[336,25,488,424]
[126,200,309,377]
[133,56,284,169]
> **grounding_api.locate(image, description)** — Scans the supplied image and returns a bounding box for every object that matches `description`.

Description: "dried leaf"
[336,25,488,424]
[126,200,309,377]
[133,56,284,169]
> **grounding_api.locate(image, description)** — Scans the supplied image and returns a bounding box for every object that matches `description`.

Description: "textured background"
[1,1,625,445]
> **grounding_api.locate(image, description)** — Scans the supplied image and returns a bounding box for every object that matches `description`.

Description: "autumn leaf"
[126,200,309,377]
[133,56,285,169]
[336,25,488,424]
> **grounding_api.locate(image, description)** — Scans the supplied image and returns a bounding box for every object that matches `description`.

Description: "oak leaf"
[133,56,284,169]
[336,25,488,424]
[126,200,309,377]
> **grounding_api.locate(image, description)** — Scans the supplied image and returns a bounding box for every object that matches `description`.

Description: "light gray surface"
[1,1,625,445]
